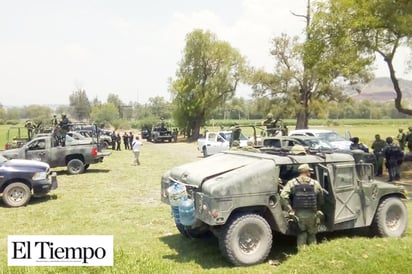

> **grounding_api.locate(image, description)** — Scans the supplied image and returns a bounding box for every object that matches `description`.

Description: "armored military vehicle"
[161,150,408,266]
[150,120,174,143]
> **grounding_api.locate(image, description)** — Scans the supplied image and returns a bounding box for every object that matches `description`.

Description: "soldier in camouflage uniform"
[397,129,406,151]
[242,140,260,152]
[371,134,386,177]
[405,127,412,152]
[280,164,324,248]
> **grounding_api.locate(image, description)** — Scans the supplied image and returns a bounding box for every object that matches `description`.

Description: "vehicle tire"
[372,197,408,237]
[2,182,31,207]
[218,214,272,266]
[202,147,208,157]
[176,223,211,238]
[67,159,85,175]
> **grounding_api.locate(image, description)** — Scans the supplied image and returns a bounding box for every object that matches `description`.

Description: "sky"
[0,0,411,107]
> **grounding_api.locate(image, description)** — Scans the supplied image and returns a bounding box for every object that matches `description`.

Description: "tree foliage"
[246,0,373,129]
[170,29,245,140]
[90,103,120,127]
[69,89,91,121]
[316,0,412,115]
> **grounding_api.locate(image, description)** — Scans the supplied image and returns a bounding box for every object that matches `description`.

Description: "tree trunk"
[188,118,202,142]
[386,56,412,116]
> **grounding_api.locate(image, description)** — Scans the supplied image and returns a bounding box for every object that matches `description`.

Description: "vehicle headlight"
[32,172,47,181]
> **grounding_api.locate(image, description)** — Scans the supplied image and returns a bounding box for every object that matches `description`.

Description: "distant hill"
[351,77,412,102]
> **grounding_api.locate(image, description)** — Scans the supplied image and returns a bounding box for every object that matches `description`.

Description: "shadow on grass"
[160,232,302,268]
[54,168,110,176]
[0,194,58,208]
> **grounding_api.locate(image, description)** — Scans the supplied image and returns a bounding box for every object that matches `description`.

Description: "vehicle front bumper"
[32,172,58,195]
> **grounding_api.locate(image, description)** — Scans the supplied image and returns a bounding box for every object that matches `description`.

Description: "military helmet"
[62,113,66,117]
[266,113,273,119]
[298,163,313,172]
[291,144,306,155]
[232,140,240,147]
[399,128,403,132]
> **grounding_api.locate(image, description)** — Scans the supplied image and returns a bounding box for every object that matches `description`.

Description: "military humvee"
[161,150,408,266]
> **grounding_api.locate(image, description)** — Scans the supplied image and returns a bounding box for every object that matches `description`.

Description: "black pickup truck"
[0,155,57,207]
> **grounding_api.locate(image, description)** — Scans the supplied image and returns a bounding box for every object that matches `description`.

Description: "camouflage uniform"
[230,140,240,151]
[280,164,324,248]
[242,140,260,152]
[397,129,406,151]
[405,127,412,152]
[371,134,386,176]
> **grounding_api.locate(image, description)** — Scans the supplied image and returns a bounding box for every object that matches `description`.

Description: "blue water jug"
[167,183,187,224]
[179,197,195,226]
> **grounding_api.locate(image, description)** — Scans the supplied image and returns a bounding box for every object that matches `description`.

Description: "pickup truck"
[197,131,248,157]
[0,154,57,207]
[0,135,111,175]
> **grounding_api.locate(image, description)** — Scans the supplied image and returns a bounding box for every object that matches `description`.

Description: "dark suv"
[0,155,57,207]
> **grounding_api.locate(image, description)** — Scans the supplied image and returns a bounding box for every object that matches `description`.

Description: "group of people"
[349,132,405,182]
[111,131,135,151]
[396,127,412,152]
[110,131,142,165]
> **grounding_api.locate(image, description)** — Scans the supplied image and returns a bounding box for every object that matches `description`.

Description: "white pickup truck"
[197,131,248,157]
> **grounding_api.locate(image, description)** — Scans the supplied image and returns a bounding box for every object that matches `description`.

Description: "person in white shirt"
[131,136,143,165]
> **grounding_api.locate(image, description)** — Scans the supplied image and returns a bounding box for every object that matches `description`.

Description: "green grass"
[0,122,412,273]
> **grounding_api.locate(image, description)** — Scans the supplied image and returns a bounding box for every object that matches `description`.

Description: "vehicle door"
[330,163,365,228]
[208,133,229,154]
[25,138,50,163]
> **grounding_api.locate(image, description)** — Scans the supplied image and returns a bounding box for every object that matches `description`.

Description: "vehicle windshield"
[317,132,346,142]
[221,132,248,141]
[0,155,8,164]
[301,138,333,149]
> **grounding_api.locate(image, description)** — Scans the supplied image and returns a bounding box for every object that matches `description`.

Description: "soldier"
[242,140,260,152]
[404,127,412,152]
[128,132,134,148]
[262,113,279,136]
[230,123,241,146]
[59,113,70,146]
[122,132,129,150]
[397,129,406,151]
[280,164,324,249]
[51,114,58,127]
[350,137,369,152]
[111,131,117,150]
[371,134,386,177]
[382,137,404,182]
[116,133,121,151]
[290,144,306,155]
[24,120,36,140]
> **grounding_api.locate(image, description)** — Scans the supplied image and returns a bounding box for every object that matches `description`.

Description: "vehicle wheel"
[67,159,85,175]
[218,214,272,266]
[372,197,408,237]
[176,223,211,238]
[2,182,31,207]
[202,147,208,157]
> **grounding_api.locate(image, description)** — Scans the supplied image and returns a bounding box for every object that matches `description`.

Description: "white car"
[288,129,352,150]
[197,131,248,157]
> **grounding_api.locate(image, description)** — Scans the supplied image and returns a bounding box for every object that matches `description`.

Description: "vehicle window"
[263,139,281,147]
[334,166,354,188]
[208,133,217,142]
[319,132,345,142]
[28,139,46,150]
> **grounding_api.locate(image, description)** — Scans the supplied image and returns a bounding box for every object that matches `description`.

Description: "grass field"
[0,121,412,273]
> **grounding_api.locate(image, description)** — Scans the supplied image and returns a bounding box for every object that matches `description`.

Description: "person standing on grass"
[132,136,142,165]
[371,134,386,177]
[116,133,121,151]
[123,132,129,150]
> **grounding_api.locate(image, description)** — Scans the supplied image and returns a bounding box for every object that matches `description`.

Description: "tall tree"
[247,0,372,129]
[69,89,91,121]
[107,93,123,115]
[316,0,412,115]
[171,29,245,140]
